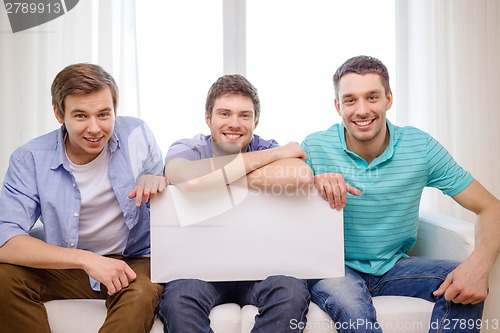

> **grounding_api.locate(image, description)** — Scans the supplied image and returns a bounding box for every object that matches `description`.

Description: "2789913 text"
[438,318,498,330]
[5,2,62,14]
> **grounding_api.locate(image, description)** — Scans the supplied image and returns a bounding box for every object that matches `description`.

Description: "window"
[136,1,223,153]
[247,0,396,144]
[136,0,395,152]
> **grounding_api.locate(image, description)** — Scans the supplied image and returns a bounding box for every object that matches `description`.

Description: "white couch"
[42,210,500,333]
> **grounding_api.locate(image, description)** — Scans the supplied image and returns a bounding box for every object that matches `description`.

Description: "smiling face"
[335,72,393,158]
[205,93,258,156]
[54,87,115,165]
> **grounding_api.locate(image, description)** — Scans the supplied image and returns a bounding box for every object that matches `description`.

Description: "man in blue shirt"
[302,55,500,333]
[158,74,313,333]
[0,63,165,333]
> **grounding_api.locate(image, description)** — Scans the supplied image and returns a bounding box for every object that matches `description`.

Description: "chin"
[212,141,243,155]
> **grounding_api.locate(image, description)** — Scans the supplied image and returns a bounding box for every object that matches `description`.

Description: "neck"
[345,126,389,164]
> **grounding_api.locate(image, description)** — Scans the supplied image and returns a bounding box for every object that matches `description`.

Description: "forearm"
[454,179,500,272]
[0,234,93,270]
[473,202,500,269]
[246,158,313,191]
[167,145,302,187]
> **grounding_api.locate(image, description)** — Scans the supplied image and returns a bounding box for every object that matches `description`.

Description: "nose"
[227,114,241,128]
[357,100,370,116]
[86,117,101,134]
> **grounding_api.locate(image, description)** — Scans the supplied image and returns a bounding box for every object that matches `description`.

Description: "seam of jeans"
[370,274,447,293]
[436,300,452,333]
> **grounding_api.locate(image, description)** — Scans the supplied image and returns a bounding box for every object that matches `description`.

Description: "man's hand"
[433,256,490,304]
[82,254,137,296]
[314,173,361,210]
[279,142,308,160]
[435,180,499,305]
[128,175,168,206]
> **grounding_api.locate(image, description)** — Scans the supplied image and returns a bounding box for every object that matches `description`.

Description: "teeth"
[356,120,372,126]
[225,134,240,140]
[87,138,100,142]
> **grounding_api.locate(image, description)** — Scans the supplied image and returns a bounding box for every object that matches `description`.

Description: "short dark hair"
[333,55,391,100]
[51,63,119,119]
[205,74,260,120]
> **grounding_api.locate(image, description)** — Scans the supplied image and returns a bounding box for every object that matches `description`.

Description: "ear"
[54,106,64,124]
[334,99,341,116]
[253,117,259,130]
[386,90,393,110]
[205,112,211,127]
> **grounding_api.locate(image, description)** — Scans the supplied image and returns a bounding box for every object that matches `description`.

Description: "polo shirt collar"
[338,119,395,167]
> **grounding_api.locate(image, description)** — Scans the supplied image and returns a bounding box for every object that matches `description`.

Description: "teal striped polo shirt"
[301,120,473,275]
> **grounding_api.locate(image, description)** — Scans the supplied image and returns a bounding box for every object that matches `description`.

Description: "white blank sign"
[150,185,344,283]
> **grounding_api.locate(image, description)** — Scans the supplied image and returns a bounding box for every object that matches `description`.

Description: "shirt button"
[73,212,79,217]
[69,243,75,247]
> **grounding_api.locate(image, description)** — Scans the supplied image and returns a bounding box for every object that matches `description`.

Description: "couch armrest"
[411,210,500,333]
[409,210,475,261]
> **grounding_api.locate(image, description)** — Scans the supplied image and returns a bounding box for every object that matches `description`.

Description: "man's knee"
[161,279,215,308]
[0,263,39,297]
[309,276,368,312]
[258,275,310,307]
[131,274,162,297]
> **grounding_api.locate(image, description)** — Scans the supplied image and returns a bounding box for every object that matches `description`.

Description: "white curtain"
[0,0,138,182]
[396,0,500,222]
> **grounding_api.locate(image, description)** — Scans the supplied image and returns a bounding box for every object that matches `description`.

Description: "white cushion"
[372,296,434,333]
[45,296,434,333]
[45,300,240,333]
[45,300,106,333]
[209,303,242,333]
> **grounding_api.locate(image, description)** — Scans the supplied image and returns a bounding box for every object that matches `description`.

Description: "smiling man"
[0,63,165,333]
[158,74,313,333]
[301,55,500,333]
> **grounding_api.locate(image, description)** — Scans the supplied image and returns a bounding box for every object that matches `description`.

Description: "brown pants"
[0,256,164,333]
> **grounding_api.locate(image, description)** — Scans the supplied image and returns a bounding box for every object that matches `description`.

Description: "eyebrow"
[69,107,113,114]
[366,89,383,95]
[215,108,254,114]
[341,89,383,99]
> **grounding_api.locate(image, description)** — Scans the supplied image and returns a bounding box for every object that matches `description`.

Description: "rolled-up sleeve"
[0,150,40,247]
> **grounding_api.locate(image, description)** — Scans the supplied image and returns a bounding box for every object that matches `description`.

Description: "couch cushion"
[45,300,107,333]
[209,303,242,333]
[45,296,434,333]
[45,300,241,333]
[372,296,434,333]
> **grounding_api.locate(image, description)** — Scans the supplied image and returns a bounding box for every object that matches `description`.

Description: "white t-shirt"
[68,146,129,255]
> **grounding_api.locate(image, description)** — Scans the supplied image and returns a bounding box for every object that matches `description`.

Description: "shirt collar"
[50,124,120,170]
[338,119,395,167]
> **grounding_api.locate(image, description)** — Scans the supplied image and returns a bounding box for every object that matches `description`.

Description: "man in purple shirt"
[0,63,164,333]
[158,74,313,333]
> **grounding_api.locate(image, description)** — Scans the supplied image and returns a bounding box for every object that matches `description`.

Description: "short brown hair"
[51,63,119,119]
[205,74,260,120]
[333,55,391,100]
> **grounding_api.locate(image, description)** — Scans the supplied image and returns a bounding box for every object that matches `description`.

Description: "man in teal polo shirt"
[302,55,500,333]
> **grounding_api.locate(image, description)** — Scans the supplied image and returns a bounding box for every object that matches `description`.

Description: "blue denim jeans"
[159,275,310,333]
[308,257,484,333]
